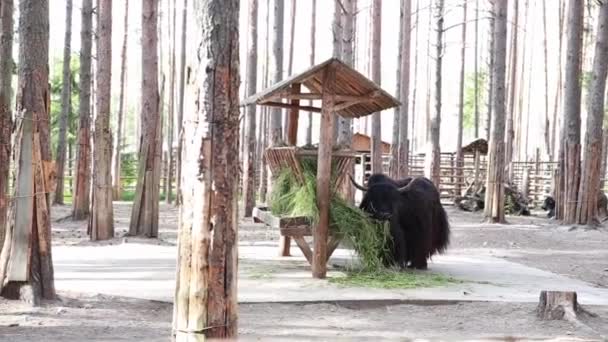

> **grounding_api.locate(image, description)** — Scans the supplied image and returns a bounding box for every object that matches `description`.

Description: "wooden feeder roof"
[461,138,488,155]
[241,58,401,118]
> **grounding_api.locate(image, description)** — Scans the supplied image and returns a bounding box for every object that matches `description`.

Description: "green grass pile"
[329,269,461,289]
[269,158,392,270]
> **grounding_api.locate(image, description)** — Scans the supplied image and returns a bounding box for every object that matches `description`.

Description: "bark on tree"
[370,0,382,173]
[171,0,240,338]
[305,0,316,145]
[424,0,433,143]
[283,0,296,143]
[514,0,529,161]
[390,0,405,178]
[397,0,411,179]
[576,1,608,226]
[90,0,115,241]
[269,0,284,146]
[166,0,177,205]
[112,0,129,201]
[54,0,73,205]
[559,0,584,224]
[411,0,420,153]
[505,0,518,177]
[258,0,271,203]
[425,0,443,188]
[72,0,93,220]
[552,0,566,163]
[456,0,467,195]
[486,7,495,142]
[243,0,258,217]
[474,0,479,138]
[129,0,161,237]
[0,0,13,246]
[0,0,56,303]
[484,0,508,223]
[175,0,188,205]
[340,0,356,203]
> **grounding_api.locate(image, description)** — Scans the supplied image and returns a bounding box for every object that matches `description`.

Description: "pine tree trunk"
[258,0,271,203]
[0,0,14,246]
[172,0,240,338]
[560,0,584,224]
[305,0,316,145]
[484,0,508,223]
[542,0,551,160]
[283,0,297,143]
[424,0,433,143]
[473,0,479,138]
[552,0,566,163]
[390,1,404,178]
[337,1,354,149]
[54,0,73,205]
[486,9,495,142]
[175,0,188,205]
[455,0,466,195]
[129,0,161,237]
[397,0,411,179]
[426,0,443,188]
[112,0,129,201]
[0,0,56,302]
[72,0,93,220]
[576,2,608,226]
[270,0,284,146]
[505,0,518,177]
[166,0,177,204]
[515,0,529,161]
[243,0,258,217]
[370,0,382,173]
[90,0,115,241]
[410,0,420,153]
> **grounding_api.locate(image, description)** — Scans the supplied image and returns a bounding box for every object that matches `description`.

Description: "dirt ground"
[1,202,608,341]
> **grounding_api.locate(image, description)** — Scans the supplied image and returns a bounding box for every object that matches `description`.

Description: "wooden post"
[286,83,300,145]
[313,65,336,279]
[537,291,579,321]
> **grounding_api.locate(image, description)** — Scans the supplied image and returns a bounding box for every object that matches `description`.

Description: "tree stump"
[536,291,579,321]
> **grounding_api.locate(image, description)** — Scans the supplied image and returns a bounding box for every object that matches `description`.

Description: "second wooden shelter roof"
[241,58,400,118]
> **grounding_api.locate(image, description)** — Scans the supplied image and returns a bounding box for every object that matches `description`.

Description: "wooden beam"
[313,64,336,279]
[286,83,301,145]
[261,101,322,113]
[332,90,383,112]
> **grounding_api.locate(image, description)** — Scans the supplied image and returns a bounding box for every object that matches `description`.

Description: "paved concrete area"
[52,240,608,305]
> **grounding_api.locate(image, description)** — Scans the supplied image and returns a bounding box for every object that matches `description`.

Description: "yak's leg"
[389,219,407,269]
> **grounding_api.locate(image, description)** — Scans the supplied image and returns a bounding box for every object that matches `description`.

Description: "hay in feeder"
[269,159,392,270]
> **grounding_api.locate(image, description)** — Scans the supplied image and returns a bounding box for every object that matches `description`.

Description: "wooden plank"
[280,225,312,236]
[326,235,341,262]
[8,117,34,282]
[293,236,313,264]
[260,101,322,113]
[313,64,336,279]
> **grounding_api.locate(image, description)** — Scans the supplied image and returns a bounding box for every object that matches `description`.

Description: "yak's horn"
[348,174,368,192]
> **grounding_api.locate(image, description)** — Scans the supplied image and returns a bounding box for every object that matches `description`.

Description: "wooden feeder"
[242,58,400,279]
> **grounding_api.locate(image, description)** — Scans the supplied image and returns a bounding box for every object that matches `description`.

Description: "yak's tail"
[433,204,450,254]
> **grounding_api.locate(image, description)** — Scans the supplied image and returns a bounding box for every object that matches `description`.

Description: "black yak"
[542,192,608,219]
[350,174,450,270]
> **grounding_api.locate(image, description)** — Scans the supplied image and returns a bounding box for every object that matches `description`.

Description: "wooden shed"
[242,58,400,279]
[352,133,391,154]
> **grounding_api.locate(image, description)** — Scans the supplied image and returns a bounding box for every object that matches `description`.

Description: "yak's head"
[541,196,555,211]
[349,174,406,221]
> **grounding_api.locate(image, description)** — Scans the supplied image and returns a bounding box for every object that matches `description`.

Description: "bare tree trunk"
[560,0,584,224]
[331,0,343,144]
[283,0,296,143]
[455,0,467,195]
[576,2,608,226]
[270,0,284,146]
[171,0,240,338]
[542,0,551,160]
[552,0,566,163]
[505,0,518,177]
[305,0,316,146]
[390,1,405,178]
[426,0,443,188]
[515,0,529,161]
[89,0,115,241]
[397,0,411,179]
[175,0,188,205]
[484,0,508,223]
[340,0,356,204]
[411,0,420,153]
[486,8,495,142]
[1,0,55,302]
[129,0,161,238]
[243,0,258,217]
[370,0,382,173]
[474,0,479,138]
[54,0,73,205]
[73,0,93,220]
[425,0,433,143]
[0,0,14,246]
[165,0,177,204]
[112,0,129,201]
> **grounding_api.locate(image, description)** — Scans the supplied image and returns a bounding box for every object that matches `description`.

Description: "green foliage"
[120,152,139,189]
[462,70,488,134]
[329,269,461,289]
[269,159,392,270]
[50,54,81,157]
